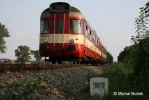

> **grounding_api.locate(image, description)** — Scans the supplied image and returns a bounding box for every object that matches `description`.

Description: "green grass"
[62,87,74,98]
[79,63,149,100]
[0,78,47,100]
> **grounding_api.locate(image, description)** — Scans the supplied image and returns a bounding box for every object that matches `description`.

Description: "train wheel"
[52,60,56,64]
[58,59,61,64]
[92,60,98,65]
[77,60,81,64]
[100,61,104,65]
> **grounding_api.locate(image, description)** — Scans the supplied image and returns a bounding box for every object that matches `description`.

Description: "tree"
[15,46,31,64]
[30,50,42,63]
[0,22,10,53]
[118,46,132,62]
[128,2,149,82]
[131,2,149,44]
[106,51,113,64]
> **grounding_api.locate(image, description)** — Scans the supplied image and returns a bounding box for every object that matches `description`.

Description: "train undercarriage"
[40,44,106,65]
[44,55,104,65]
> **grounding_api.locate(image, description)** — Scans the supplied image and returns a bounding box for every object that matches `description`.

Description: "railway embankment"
[0,65,105,100]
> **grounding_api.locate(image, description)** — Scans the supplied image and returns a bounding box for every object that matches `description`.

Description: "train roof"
[41,2,84,18]
[41,6,83,17]
[70,6,81,12]
[41,6,81,13]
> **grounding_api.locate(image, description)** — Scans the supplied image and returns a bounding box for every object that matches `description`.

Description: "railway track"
[0,64,93,72]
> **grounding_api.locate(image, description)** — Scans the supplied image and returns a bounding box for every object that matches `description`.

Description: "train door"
[53,13,65,46]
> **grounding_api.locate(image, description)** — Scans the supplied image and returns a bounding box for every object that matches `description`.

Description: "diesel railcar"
[39,2,107,64]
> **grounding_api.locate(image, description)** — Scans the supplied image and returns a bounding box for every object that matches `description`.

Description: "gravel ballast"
[0,65,104,100]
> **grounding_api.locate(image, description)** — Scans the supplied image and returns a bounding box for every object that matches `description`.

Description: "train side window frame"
[70,19,83,33]
[87,28,90,40]
[85,25,88,38]
[40,19,50,33]
[85,23,90,40]
[90,30,92,42]
[92,33,95,44]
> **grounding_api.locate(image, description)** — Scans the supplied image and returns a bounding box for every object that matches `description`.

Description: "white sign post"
[90,77,108,97]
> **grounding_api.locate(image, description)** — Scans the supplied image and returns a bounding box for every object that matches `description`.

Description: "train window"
[90,30,92,35]
[40,19,50,33]
[85,25,88,37]
[55,19,64,33]
[70,20,82,33]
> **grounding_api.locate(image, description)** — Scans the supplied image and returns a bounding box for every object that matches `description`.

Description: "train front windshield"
[70,20,82,33]
[40,19,50,33]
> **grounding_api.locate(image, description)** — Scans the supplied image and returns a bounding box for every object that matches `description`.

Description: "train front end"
[39,2,84,63]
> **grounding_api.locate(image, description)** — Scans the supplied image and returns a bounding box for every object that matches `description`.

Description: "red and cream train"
[39,2,107,64]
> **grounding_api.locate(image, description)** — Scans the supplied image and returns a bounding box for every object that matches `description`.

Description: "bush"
[0,78,47,100]
[80,62,149,100]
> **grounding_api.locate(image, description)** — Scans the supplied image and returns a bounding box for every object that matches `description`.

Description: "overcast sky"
[0,0,148,61]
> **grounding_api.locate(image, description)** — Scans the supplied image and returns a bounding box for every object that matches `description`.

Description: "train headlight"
[70,39,74,44]
[44,39,48,43]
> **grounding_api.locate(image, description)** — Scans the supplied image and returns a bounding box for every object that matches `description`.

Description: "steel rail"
[0,64,91,72]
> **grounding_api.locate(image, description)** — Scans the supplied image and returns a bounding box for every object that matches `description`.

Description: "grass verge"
[80,63,149,100]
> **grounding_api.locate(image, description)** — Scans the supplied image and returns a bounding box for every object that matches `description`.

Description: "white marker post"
[90,77,108,97]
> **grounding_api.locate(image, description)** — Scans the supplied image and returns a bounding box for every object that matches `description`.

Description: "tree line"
[118,2,149,85]
[15,46,41,64]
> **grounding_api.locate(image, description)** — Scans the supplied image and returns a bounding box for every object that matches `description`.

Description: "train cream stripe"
[102,53,107,59]
[40,34,101,55]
